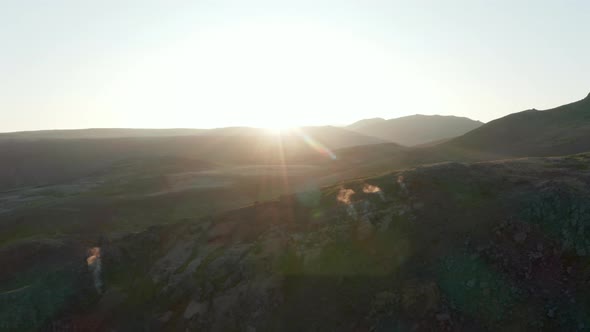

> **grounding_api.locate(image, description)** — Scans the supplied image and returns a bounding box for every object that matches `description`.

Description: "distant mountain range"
[0,114,483,148]
[2,92,590,190]
[0,128,208,140]
[337,92,590,174]
[0,126,388,147]
[347,114,483,146]
[0,126,385,190]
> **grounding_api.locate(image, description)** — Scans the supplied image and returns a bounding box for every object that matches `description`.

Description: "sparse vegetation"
[1,94,590,331]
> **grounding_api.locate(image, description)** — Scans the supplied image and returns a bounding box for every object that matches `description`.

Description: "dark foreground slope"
[6,153,590,331]
[348,115,483,146]
[446,92,590,156]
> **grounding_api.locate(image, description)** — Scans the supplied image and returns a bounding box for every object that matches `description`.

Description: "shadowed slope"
[446,92,590,156]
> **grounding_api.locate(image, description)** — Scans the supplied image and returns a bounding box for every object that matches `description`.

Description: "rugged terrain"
[2,93,590,331]
[3,153,590,331]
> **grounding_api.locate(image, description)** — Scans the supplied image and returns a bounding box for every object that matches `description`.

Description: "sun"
[257,119,296,134]
[262,125,295,135]
[107,22,424,130]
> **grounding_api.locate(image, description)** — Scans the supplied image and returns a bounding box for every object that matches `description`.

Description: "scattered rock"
[159,311,173,323]
[514,231,527,243]
[184,300,208,320]
[546,307,556,318]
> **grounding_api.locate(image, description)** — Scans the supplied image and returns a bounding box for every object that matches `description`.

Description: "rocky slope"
[7,153,589,331]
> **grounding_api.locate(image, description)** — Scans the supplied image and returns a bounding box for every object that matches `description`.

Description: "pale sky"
[1,0,589,132]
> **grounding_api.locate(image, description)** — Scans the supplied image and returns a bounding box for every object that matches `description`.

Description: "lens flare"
[293,128,337,160]
[337,188,355,205]
[362,184,381,194]
[363,183,385,200]
[87,247,103,293]
[397,175,407,193]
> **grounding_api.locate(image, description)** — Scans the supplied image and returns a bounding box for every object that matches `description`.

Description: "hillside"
[0,127,281,140]
[0,126,385,190]
[0,128,209,140]
[347,115,483,146]
[446,93,590,156]
[4,153,590,331]
[0,126,388,143]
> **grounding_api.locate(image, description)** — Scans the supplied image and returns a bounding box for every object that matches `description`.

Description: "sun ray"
[292,127,337,160]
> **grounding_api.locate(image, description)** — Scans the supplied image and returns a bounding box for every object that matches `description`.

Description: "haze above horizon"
[1,0,589,132]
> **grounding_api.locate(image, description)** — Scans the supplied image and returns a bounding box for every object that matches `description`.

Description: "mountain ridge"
[347,114,483,146]
[445,92,590,156]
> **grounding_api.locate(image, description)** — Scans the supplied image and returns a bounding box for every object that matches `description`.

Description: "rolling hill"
[347,114,483,146]
[446,92,590,157]
[0,126,385,191]
[0,128,208,140]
